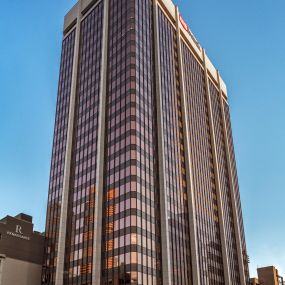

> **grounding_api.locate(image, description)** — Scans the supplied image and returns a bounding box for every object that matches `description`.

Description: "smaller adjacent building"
[250,277,260,285]
[0,213,44,285]
[251,266,284,285]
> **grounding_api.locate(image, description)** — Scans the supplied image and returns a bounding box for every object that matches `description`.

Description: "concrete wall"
[0,256,4,285]
[0,257,41,285]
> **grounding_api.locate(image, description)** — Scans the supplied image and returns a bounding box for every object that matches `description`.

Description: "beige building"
[251,266,284,285]
[0,213,44,285]
[250,277,260,285]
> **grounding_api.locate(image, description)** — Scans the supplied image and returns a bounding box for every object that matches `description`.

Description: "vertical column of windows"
[44,30,76,285]
[102,2,138,282]
[136,1,161,283]
[181,42,225,285]
[158,9,192,285]
[101,0,161,284]
[209,81,240,285]
[223,102,250,284]
[62,3,104,285]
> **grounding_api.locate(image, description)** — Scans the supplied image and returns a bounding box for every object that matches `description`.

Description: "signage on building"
[6,225,30,241]
[179,15,188,32]
[179,14,201,50]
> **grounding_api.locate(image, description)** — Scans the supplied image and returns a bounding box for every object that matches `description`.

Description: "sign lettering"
[179,15,188,32]
[6,225,30,240]
[16,225,23,234]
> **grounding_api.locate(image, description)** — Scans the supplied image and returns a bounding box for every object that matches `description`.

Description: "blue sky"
[0,0,284,278]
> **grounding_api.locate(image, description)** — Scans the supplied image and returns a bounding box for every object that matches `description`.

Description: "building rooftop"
[0,213,33,224]
[63,0,227,95]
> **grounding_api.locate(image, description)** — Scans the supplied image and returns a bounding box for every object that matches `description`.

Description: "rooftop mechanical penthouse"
[42,0,250,284]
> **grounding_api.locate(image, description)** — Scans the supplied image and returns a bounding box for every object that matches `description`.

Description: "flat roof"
[63,0,227,95]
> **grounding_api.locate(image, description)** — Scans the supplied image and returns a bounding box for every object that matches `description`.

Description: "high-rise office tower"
[43,0,250,284]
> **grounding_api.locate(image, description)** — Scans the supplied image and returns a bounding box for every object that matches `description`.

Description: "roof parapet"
[63,0,228,96]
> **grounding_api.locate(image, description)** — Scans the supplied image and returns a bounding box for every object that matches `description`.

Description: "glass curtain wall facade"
[158,9,192,285]
[181,43,225,285]
[209,80,240,285]
[101,0,161,284]
[43,0,250,284]
[224,103,250,281]
[63,3,104,284]
[44,30,75,284]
